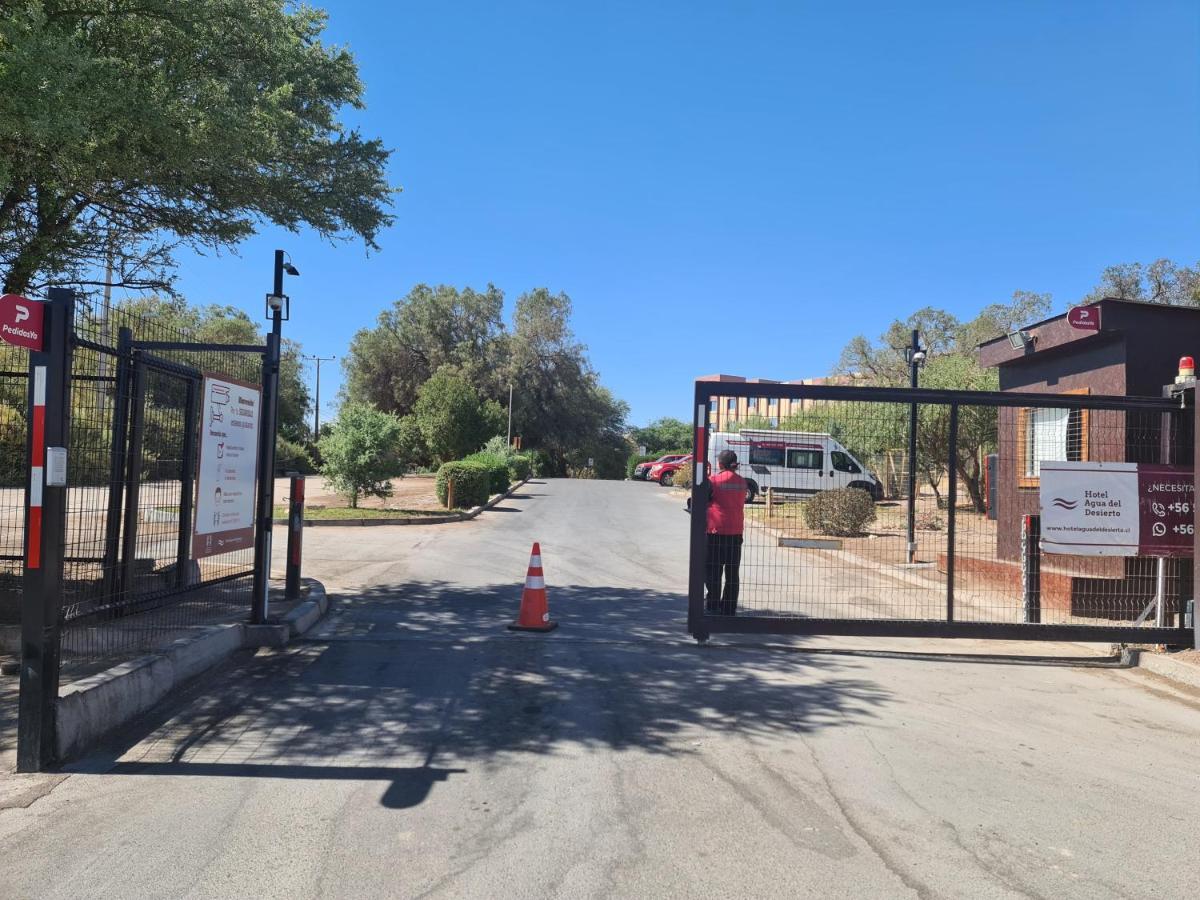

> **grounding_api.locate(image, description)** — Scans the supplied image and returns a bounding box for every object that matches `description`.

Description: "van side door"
[746,441,785,492]
[785,446,824,495]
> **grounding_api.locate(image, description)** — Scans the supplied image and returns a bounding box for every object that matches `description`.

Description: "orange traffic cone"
[508,542,558,632]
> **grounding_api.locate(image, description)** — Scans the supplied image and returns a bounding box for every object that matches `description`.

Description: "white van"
[708,429,882,502]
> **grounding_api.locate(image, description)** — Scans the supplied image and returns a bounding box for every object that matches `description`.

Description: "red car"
[648,454,693,485]
[634,453,688,480]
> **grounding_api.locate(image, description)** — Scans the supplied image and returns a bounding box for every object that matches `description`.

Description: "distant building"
[695,373,854,431]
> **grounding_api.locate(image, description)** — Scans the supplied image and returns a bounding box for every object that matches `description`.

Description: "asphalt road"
[2,479,1199,899]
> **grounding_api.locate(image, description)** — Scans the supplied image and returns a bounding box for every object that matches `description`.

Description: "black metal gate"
[688,379,1195,646]
[12,289,280,770]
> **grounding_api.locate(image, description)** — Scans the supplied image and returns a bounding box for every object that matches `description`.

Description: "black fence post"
[119,359,147,601]
[946,403,958,623]
[174,377,198,588]
[17,287,74,772]
[687,383,711,642]
[251,331,280,624]
[100,327,133,605]
[1022,514,1042,624]
[284,473,304,600]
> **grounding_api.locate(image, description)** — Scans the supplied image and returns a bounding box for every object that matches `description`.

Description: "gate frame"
[687,378,1196,647]
[16,290,275,770]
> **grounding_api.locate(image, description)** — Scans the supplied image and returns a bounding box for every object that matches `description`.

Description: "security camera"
[266,293,286,312]
[911,350,927,363]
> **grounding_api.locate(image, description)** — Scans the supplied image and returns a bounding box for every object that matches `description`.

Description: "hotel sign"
[1040,461,1192,557]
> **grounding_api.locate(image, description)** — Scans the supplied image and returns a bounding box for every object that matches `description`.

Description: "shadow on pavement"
[87,582,893,807]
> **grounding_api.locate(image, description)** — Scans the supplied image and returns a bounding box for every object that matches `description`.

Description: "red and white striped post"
[17,288,74,772]
[26,364,45,570]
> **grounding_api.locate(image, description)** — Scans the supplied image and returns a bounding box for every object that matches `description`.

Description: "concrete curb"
[54,578,329,762]
[1123,648,1200,691]
[272,478,530,527]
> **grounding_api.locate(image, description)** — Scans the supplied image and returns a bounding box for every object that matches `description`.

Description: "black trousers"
[705,533,743,614]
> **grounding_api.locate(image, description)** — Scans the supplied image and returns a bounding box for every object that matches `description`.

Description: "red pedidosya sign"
[0,294,45,351]
[1067,304,1101,332]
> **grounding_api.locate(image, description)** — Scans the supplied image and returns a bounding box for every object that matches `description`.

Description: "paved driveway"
[1,479,1198,899]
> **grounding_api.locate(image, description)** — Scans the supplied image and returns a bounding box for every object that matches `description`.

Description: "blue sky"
[170,1,1199,428]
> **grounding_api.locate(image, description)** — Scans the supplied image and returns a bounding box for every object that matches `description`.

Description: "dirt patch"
[274,474,446,512]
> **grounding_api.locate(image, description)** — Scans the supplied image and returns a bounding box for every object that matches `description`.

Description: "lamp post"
[904,329,926,565]
[252,249,299,624]
[507,383,514,446]
[305,354,336,440]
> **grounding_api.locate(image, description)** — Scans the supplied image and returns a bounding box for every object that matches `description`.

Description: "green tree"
[317,403,403,508]
[0,1,393,296]
[507,288,629,476]
[1081,259,1200,306]
[413,367,505,464]
[631,417,692,453]
[343,284,507,417]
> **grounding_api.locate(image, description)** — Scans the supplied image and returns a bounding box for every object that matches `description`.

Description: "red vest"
[707,468,747,535]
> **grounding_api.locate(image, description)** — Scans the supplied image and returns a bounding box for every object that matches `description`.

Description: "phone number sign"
[1040,462,1193,557]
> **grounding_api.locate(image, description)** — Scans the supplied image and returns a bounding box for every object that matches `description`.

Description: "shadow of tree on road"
[96,582,892,808]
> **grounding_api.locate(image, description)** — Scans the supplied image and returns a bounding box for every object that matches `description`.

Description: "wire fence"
[22,297,266,665]
[690,384,1194,643]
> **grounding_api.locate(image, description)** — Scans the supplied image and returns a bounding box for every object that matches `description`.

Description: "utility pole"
[905,329,925,564]
[304,354,335,440]
[507,383,514,446]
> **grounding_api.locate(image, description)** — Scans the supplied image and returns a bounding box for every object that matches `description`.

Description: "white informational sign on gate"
[1040,461,1140,555]
[193,375,261,559]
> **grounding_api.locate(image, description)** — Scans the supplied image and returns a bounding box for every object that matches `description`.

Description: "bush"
[672,461,694,489]
[463,451,510,494]
[318,403,404,507]
[0,404,27,488]
[276,435,317,475]
[435,461,490,508]
[803,487,877,536]
[626,453,658,479]
[530,450,555,477]
[508,453,532,482]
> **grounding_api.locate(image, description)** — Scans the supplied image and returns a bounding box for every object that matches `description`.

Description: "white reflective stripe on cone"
[529,555,542,567]
[525,576,545,589]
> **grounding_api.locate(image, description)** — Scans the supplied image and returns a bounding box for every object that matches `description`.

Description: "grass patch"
[274,505,459,520]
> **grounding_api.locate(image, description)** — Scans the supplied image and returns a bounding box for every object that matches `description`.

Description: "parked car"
[648,454,693,485]
[707,430,882,503]
[634,453,687,480]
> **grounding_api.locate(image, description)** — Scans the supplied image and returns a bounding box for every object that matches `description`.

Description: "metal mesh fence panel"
[55,298,264,664]
[690,382,1194,643]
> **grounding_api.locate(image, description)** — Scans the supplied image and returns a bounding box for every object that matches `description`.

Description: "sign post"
[17,288,72,771]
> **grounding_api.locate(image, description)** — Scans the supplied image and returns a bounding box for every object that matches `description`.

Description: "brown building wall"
[994,337,1127,562]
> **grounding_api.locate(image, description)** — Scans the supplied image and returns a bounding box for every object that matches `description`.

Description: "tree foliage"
[1082,259,1200,307]
[344,284,629,476]
[630,417,691,454]
[317,402,403,507]
[344,284,506,418]
[0,0,394,296]
[412,367,505,465]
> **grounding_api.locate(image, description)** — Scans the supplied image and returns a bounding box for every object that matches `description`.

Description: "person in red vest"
[706,449,747,614]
